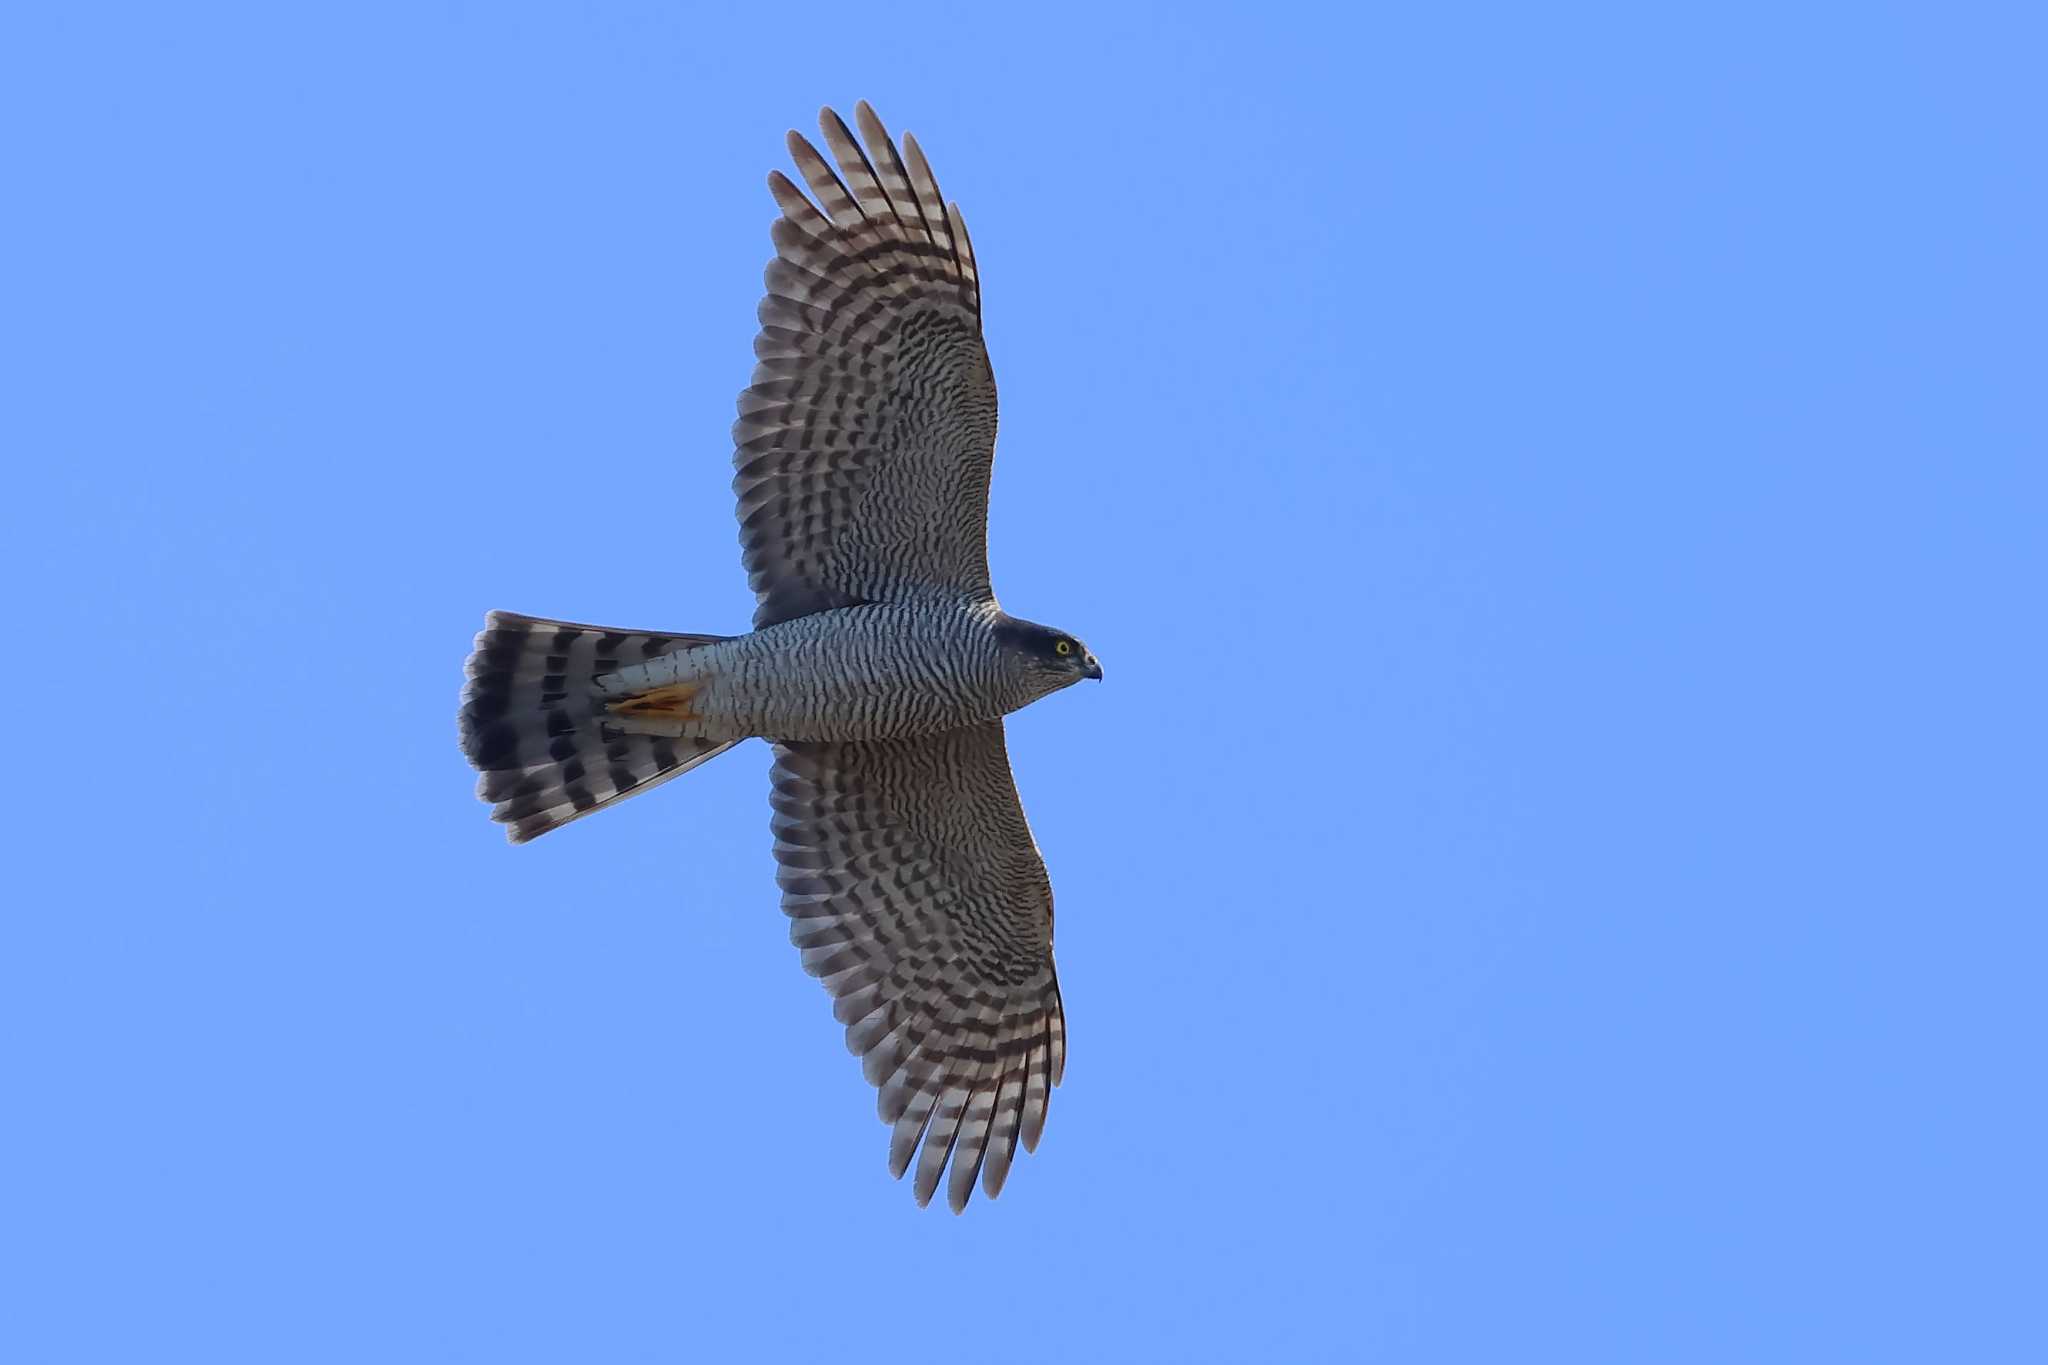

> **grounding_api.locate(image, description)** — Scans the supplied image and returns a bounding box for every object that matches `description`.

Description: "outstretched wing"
[770,722,1065,1212]
[735,101,997,628]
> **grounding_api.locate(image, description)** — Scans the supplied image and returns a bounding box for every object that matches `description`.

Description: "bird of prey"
[458,102,1100,1212]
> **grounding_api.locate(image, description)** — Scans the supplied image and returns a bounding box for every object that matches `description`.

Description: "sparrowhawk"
[458,102,1099,1212]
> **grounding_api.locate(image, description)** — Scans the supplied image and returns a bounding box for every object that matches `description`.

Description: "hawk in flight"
[459,103,1100,1212]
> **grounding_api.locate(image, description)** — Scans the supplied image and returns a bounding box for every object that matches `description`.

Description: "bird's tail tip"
[459,611,736,841]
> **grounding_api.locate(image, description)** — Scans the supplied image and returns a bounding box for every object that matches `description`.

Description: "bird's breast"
[703,601,1010,742]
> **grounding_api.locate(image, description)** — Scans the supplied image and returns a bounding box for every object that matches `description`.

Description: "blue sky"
[5,3,2042,1360]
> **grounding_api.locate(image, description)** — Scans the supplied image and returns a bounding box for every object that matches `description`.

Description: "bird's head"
[993,615,1103,696]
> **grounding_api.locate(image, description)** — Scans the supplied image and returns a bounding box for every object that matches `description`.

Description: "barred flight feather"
[459,611,737,842]
[735,101,996,630]
[771,721,1064,1211]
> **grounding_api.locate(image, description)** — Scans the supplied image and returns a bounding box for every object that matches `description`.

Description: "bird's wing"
[735,101,997,628]
[771,721,1065,1211]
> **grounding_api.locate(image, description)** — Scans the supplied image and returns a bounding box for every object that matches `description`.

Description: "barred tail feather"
[459,610,738,842]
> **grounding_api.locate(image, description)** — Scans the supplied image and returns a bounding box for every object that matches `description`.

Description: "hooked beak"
[1083,654,1103,681]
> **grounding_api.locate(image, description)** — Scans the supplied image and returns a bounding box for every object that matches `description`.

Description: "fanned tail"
[459,611,738,842]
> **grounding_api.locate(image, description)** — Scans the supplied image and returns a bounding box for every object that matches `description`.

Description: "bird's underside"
[457,103,1089,1212]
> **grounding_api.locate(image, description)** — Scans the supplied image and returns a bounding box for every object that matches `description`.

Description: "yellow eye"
[1055,640,1072,656]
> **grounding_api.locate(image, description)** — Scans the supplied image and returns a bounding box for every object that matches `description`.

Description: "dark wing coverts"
[773,722,1065,1211]
[734,102,997,628]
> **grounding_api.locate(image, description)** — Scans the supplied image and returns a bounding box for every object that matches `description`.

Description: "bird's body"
[596,597,1082,744]
[458,102,1098,1212]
